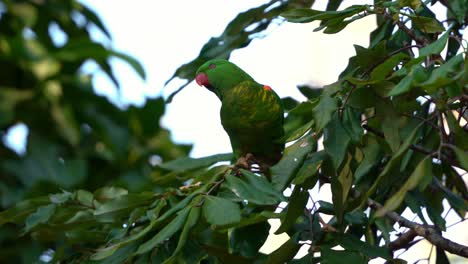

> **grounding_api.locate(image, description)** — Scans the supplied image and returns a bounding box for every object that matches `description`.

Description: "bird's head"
[195,59,253,99]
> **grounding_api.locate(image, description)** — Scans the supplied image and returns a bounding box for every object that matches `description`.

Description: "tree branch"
[381,12,429,46]
[362,124,461,168]
[388,229,418,251]
[368,198,468,258]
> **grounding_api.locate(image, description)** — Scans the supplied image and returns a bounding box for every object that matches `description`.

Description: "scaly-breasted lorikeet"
[195,59,284,170]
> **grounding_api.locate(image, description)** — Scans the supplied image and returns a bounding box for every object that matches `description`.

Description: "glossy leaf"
[418,53,464,94]
[271,135,316,191]
[203,195,241,226]
[224,174,281,205]
[135,207,191,255]
[376,156,433,217]
[230,222,270,258]
[321,248,366,264]
[418,30,449,57]
[313,95,338,131]
[164,206,201,263]
[354,136,382,182]
[452,146,468,171]
[24,204,56,233]
[364,123,422,204]
[410,15,445,33]
[324,114,351,169]
[159,153,233,172]
[275,186,309,234]
[333,233,391,259]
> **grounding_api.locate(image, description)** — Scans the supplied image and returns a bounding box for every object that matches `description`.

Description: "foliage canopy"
[0,0,467,263]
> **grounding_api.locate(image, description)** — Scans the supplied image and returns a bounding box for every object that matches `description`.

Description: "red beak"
[195,72,209,87]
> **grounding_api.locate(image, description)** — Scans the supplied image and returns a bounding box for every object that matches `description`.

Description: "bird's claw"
[234,153,254,169]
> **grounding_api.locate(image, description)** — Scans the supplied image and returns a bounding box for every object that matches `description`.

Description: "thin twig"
[388,229,418,251]
[368,198,468,258]
[381,11,429,46]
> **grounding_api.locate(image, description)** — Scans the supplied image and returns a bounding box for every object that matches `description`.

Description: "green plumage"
[196,59,284,167]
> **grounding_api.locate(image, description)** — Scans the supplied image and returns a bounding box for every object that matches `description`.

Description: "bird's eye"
[208,64,216,69]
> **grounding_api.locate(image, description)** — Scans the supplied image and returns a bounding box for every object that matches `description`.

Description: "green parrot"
[195,59,284,170]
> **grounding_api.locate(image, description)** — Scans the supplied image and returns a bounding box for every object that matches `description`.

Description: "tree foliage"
[1,0,467,263]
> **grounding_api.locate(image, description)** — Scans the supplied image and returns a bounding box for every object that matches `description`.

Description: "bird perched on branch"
[195,59,284,171]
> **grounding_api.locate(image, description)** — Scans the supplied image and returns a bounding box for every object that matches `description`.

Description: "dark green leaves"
[224,170,284,205]
[136,207,191,255]
[452,146,468,171]
[376,156,433,217]
[321,248,366,264]
[324,114,351,169]
[159,153,233,172]
[24,204,56,233]
[281,5,369,33]
[410,15,445,33]
[203,195,241,226]
[271,135,317,190]
[313,94,339,131]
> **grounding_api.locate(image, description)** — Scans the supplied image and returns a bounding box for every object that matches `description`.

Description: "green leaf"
[203,195,241,226]
[110,50,146,80]
[399,0,422,9]
[275,185,309,234]
[436,246,450,264]
[293,150,327,185]
[418,54,464,94]
[331,154,353,224]
[265,237,302,263]
[370,52,410,81]
[240,169,284,201]
[49,191,73,204]
[452,146,468,171]
[91,200,168,260]
[164,206,201,263]
[388,64,426,96]
[378,100,400,152]
[94,187,128,201]
[447,0,468,24]
[324,114,351,169]
[419,30,449,57]
[376,156,433,217]
[0,197,50,225]
[313,95,338,131]
[285,119,314,142]
[333,233,391,259]
[80,4,112,39]
[363,123,422,205]
[24,204,56,233]
[355,136,382,182]
[94,193,153,216]
[281,5,367,24]
[10,3,37,26]
[135,207,191,255]
[298,85,322,99]
[321,248,366,264]
[76,190,94,208]
[230,222,270,258]
[224,173,281,205]
[347,87,377,109]
[280,8,322,23]
[409,15,445,33]
[342,107,363,144]
[271,135,316,191]
[159,153,233,172]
